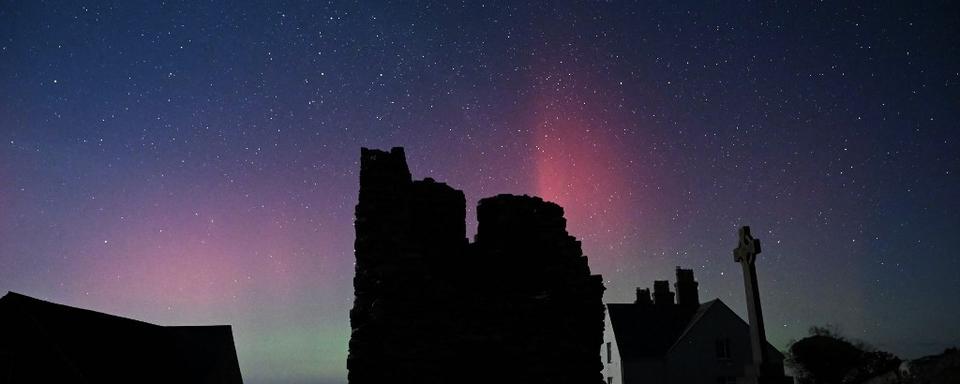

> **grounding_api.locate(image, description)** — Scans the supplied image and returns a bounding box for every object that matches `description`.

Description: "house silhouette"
[602,268,789,384]
[0,292,243,383]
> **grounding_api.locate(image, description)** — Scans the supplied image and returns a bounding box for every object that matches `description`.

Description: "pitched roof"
[608,299,784,361]
[669,299,720,348]
[607,301,702,359]
[0,291,243,383]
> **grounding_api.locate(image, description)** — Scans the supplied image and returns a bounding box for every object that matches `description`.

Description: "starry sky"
[2,1,958,383]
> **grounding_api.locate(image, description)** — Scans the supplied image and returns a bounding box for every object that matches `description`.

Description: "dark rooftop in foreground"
[0,291,243,383]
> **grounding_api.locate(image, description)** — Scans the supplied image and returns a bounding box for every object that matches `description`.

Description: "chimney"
[635,288,652,305]
[652,280,674,305]
[674,267,700,308]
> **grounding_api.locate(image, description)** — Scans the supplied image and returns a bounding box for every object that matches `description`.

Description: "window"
[607,377,614,384]
[715,338,731,360]
[606,342,612,363]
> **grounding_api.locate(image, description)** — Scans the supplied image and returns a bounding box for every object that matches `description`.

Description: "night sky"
[2,1,959,383]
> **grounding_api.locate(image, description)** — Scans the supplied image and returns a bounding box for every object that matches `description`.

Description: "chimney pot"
[675,267,700,308]
[635,288,652,305]
[652,280,674,305]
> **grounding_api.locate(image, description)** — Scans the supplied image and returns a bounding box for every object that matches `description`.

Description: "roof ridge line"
[665,299,720,355]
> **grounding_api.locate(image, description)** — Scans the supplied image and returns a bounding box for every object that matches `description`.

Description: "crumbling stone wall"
[348,147,605,384]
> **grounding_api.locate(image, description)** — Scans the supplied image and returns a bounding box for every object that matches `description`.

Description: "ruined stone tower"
[348,147,605,384]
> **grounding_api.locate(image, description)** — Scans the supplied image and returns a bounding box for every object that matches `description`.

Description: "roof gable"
[608,299,784,361]
[0,292,243,383]
[607,302,700,359]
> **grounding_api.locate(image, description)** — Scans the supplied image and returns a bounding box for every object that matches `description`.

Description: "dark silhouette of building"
[348,147,606,384]
[602,268,789,384]
[0,291,243,383]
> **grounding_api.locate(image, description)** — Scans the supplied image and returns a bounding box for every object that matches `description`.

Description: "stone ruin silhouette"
[348,147,606,384]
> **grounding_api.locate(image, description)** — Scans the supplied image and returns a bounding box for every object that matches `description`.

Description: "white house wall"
[602,307,623,384]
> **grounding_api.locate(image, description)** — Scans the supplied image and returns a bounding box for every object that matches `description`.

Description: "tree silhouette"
[787,326,900,384]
